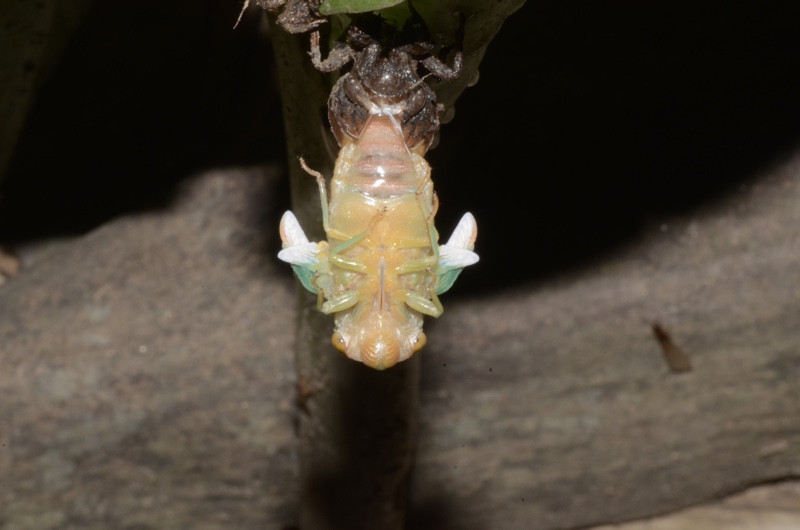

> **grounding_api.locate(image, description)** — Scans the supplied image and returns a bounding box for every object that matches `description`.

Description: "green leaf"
[319,0,407,16]
[411,0,527,113]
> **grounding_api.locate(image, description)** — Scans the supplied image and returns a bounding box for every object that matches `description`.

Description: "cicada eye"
[331,332,348,354]
[412,332,427,353]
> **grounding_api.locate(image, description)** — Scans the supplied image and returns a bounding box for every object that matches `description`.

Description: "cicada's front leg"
[435,212,479,295]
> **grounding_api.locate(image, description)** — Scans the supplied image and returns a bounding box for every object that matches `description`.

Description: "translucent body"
[278,113,478,370]
[322,114,438,369]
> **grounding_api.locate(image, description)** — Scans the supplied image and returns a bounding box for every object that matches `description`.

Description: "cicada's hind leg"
[318,231,374,315]
[320,290,360,314]
[397,285,443,318]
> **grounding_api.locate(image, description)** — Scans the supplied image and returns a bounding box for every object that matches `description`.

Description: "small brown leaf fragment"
[652,322,692,373]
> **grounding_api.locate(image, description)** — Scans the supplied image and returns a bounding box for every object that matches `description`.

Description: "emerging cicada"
[278,29,478,370]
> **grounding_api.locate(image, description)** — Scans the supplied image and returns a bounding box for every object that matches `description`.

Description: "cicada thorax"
[324,112,439,369]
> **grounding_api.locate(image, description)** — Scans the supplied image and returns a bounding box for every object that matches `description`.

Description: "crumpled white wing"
[439,212,479,268]
[439,246,479,269]
[278,210,319,266]
[278,243,320,265]
[279,210,309,246]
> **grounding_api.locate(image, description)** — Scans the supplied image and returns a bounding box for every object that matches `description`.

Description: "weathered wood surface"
[2,157,799,529]
[592,482,800,530]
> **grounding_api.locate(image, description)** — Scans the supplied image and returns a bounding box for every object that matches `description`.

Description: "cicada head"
[332,317,427,370]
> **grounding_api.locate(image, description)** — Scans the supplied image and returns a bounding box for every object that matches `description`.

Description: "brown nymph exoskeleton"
[310,27,462,152]
[239,0,324,34]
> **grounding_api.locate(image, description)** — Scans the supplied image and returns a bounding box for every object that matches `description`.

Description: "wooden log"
[2,155,799,529]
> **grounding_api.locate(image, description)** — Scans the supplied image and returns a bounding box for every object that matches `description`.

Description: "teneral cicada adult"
[278,29,478,370]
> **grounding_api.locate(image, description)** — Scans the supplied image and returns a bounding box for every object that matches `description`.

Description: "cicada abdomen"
[278,30,478,370]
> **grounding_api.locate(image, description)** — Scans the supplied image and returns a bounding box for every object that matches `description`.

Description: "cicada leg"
[299,157,332,234]
[393,252,444,318]
[398,287,443,318]
[320,290,360,314]
[309,31,354,73]
[411,153,440,255]
[299,152,379,273]
[326,208,386,270]
[297,157,367,312]
[393,170,440,302]
[404,154,446,308]
[325,209,391,315]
